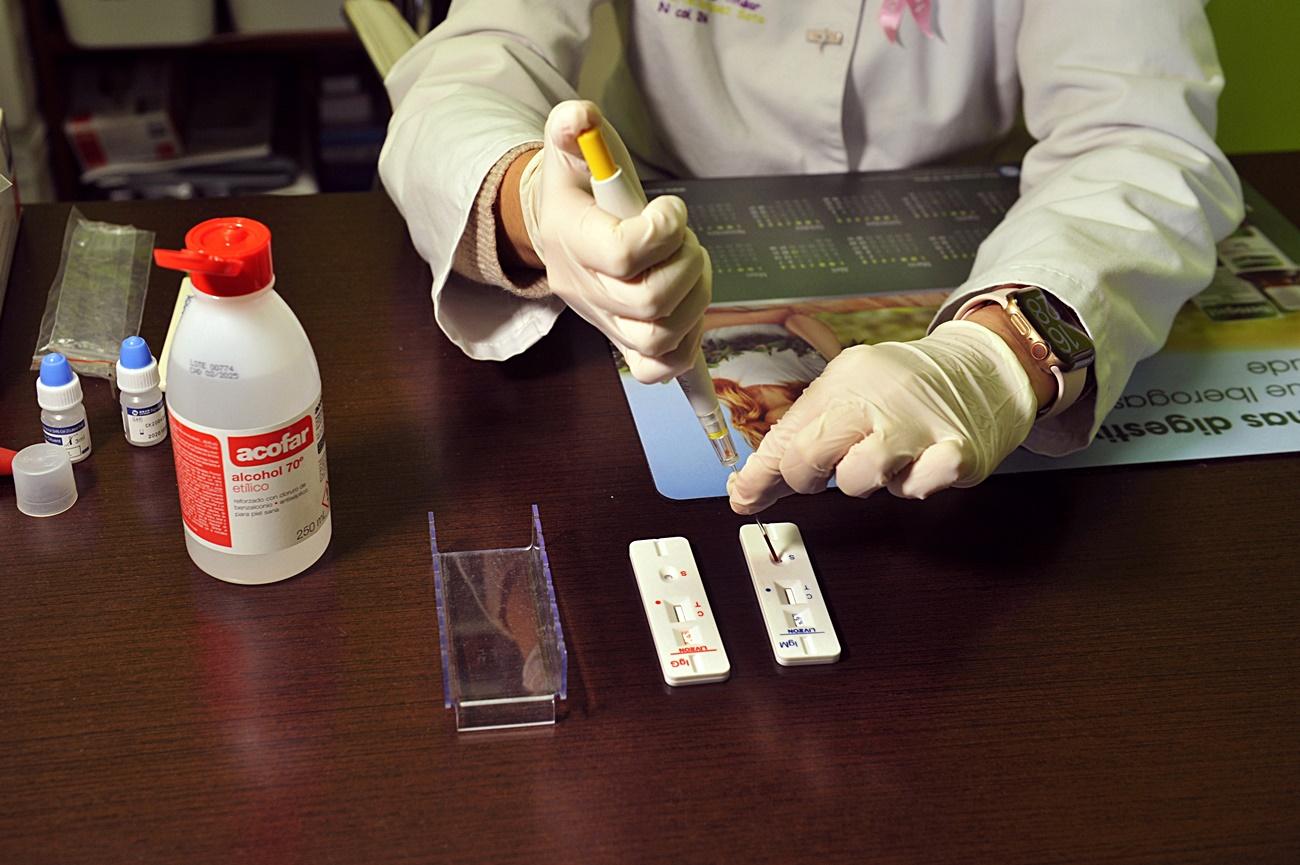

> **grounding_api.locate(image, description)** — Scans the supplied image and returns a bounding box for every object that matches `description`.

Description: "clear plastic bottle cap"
[13,443,79,517]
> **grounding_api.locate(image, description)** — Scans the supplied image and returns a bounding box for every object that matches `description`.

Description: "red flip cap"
[154,217,274,297]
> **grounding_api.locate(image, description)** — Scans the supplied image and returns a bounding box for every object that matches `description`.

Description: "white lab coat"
[379,0,1243,455]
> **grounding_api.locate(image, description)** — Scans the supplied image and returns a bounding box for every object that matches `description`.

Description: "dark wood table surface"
[2,156,1297,865]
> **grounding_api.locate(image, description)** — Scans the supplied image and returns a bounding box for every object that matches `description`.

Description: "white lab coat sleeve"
[931,0,1244,456]
[378,2,600,361]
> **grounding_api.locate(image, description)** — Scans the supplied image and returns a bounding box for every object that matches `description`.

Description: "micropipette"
[577,126,780,563]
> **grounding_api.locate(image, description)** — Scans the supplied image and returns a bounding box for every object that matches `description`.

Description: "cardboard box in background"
[0,108,21,324]
[63,61,183,173]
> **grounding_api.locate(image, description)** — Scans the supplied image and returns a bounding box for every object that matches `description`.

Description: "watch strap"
[1043,363,1087,419]
[955,288,1087,419]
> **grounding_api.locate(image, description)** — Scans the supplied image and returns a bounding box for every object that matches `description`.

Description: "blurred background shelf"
[41,26,362,57]
[15,0,418,200]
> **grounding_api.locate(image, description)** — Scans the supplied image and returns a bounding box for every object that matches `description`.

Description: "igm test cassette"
[739,522,841,666]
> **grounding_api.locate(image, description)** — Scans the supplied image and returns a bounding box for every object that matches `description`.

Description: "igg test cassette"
[628,537,731,686]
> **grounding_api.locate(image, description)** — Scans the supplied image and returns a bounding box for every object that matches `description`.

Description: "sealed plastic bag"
[31,208,153,380]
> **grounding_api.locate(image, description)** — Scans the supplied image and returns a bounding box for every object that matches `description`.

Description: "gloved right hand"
[519,100,711,384]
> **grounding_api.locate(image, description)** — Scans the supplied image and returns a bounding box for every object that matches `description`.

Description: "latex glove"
[520,100,711,384]
[728,320,1038,514]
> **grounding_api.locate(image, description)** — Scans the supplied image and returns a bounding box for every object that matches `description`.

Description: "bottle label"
[43,419,92,462]
[124,401,169,445]
[169,398,330,556]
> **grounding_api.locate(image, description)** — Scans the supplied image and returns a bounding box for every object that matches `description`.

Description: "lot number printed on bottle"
[169,398,330,554]
[125,402,168,445]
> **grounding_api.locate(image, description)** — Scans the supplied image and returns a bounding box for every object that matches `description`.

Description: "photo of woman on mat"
[704,306,844,449]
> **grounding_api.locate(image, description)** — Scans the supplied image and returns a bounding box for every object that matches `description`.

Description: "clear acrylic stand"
[429,505,568,731]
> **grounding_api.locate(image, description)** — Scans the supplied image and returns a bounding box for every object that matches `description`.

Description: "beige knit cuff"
[452,141,550,300]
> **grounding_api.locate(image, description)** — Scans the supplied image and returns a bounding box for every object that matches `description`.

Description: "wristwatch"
[955,286,1095,419]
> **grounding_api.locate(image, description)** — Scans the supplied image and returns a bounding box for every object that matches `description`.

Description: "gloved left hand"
[727,319,1039,514]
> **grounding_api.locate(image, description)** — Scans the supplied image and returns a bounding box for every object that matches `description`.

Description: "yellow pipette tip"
[577,127,618,182]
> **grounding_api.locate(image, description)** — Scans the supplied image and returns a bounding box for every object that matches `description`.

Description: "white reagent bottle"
[116,336,168,447]
[154,218,331,585]
[36,353,92,463]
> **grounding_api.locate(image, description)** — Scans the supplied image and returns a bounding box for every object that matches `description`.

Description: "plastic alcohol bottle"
[154,218,331,584]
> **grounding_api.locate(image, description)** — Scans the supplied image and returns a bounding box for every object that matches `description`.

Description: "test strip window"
[739,522,841,666]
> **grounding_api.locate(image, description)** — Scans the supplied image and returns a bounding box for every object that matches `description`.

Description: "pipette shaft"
[578,126,777,561]
[577,127,743,468]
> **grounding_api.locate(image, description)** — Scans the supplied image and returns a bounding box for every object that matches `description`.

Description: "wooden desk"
[2,157,1297,864]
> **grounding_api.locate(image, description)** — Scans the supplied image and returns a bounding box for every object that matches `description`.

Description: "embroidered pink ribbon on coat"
[880,0,935,43]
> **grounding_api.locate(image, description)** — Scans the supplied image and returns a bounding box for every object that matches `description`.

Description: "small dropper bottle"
[36,353,92,463]
[116,336,168,447]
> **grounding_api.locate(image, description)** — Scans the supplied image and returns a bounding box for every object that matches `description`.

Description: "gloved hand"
[728,319,1039,514]
[520,100,711,384]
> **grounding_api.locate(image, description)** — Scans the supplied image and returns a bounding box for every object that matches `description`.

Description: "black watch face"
[1017,288,1096,370]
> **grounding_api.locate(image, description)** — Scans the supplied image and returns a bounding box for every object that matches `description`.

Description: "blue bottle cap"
[39,353,75,387]
[119,336,153,369]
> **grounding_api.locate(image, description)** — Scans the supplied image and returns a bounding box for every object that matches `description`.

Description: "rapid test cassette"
[628,537,732,686]
[739,522,841,666]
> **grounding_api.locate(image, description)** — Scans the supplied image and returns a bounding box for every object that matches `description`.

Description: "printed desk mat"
[614,168,1300,500]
